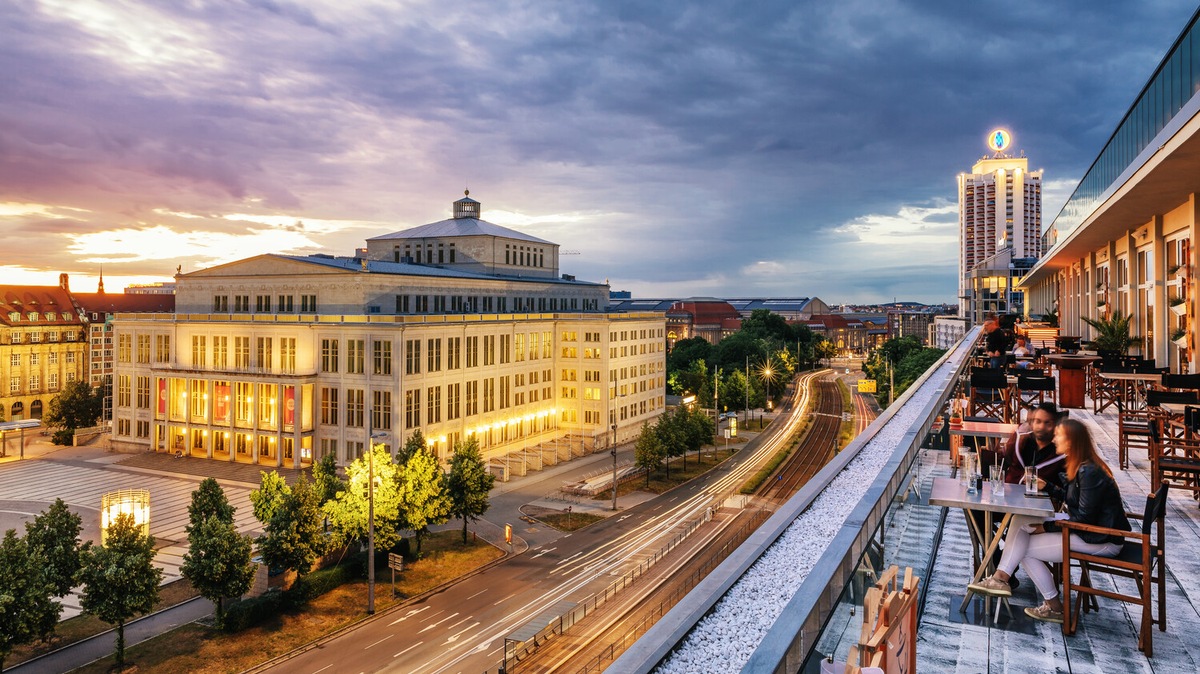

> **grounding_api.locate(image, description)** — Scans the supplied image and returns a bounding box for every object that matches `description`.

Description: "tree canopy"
[249,471,290,525]
[634,421,665,486]
[258,477,325,577]
[446,437,495,544]
[44,380,102,445]
[0,530,59,671]
[398,446,450,553]
[24,498,85,598]
[182,516,256,629]
[78,513,162,668]
[323,442,404,551]
[187,478,235,534]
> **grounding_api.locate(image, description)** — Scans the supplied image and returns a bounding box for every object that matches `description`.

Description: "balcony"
[618,329,1200,672]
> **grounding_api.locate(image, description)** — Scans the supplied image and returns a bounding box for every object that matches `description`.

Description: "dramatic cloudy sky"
[2,1,1197,303]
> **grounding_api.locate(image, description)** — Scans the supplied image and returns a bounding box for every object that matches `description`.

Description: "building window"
[466,380,478,416]
[48,373,59,391]
[447,382,460,420]
[483,335,495,366]
[256,337,273,370]
[8,354,17,367]
[347,339,365,374]
[321,339,339,372]
[234,337,250,368]
[136,376,150,409]
[117,375,132,407]
[280,338,296,373]
[301,295,317,312]
[447,337,461,370]
[277,295,294,313]
[321,387,339,425]
[466,336,478,368]
[155,335,170,363]
[405,339,421,375]
[256,295,271,313]
[346,389,364,427]
[483,378,495,413]
[372,390,392,430]
[405,389,421,428]
[427,386,441,423]
[192,335,207,367]
[213,295,229,312]
[213,336,228,368]
[427,338,441,372]
[234,295,250,312]
[116,334,130,363]
[137,335,150,363]
[373,340,392,375]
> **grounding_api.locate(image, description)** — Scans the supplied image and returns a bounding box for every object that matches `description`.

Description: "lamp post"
[611,423,619,511]
[368,430,388,615]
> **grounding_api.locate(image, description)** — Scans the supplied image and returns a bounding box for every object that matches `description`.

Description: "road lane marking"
[418,612,459,633]
[311,666,332,674]
[464,588,488,601]
[445,621,480,643]
[493,592,519,606]
[365,634,393,649]
[392,641,423,658]
[389,605,432,625]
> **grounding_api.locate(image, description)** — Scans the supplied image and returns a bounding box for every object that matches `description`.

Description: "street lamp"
[368,430,389,615]
[611,423,619,511]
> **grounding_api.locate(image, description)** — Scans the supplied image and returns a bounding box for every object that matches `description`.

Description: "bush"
[396,537,411,560]
[222,589,285,632]
[293,562,359,603]
[52,429,74,446]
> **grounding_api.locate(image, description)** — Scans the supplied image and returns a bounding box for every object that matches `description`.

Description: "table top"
[1098,371,1163,382]
[929,476,1057,517]
[947,420,1018,438]
[1045,354,1098,369]
[1160,402,1197,414]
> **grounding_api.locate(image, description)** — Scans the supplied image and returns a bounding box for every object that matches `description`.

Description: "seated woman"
[967,419,1130,623]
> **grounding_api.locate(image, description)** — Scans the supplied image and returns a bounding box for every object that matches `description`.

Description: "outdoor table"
[1046,354,1099,409]
[949,420,1018,439]
[1098,371,1162,410]
[929,476,1056,616]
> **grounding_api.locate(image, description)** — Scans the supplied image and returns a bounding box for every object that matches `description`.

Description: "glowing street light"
[100,489,150,545]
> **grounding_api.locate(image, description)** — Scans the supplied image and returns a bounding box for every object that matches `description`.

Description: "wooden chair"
[1118,390,1199,469]
[1092,364,1133,414]
[1015,374,1056,421]
[1161,373,1200,392]
[1061,481,1168,656]
[968,370,1011,422]
[1148,412,1200,499]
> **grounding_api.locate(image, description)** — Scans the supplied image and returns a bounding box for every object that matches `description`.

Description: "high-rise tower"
[958,129,1043,322]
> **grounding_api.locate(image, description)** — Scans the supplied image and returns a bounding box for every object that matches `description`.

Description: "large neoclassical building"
[110,194,666,471]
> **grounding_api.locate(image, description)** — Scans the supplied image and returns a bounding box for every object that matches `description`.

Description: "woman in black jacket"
[968,419,1130,623]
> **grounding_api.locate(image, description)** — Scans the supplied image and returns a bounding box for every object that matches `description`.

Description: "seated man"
[1011,336,1034,369]
[974,403,1066,586]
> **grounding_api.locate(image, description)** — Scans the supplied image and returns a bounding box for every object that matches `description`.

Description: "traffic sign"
[842,412,852,422]
[858,380,877,393]
[388,553,403,571]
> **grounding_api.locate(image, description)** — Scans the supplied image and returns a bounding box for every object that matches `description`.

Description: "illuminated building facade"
[110,195,666,469]
[1022,8,1200,373]
[0,278,88,422]
[958,130,1043,322]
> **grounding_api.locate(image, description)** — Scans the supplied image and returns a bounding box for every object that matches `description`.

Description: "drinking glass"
[990,465,1004,495]
[1024,466,1037,494]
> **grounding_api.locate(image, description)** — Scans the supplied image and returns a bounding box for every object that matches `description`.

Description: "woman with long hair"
[968,419,1130,622]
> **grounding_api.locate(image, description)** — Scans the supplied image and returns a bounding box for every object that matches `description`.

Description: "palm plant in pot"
[1170,296,1187,317]
[1172,327,1188,348]
[1081,312,1137,355]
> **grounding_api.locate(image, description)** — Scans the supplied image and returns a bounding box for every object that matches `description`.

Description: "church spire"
[97,266,105,294]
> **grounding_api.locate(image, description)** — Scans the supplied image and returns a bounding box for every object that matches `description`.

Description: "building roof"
[608,299,677,312]
[280,255,602,286]
[0,285,83,327]
[72,293,176,315]
[726,298,815,313]
[365,217,553,245]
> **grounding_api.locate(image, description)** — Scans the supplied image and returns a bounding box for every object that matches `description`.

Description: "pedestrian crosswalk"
[0,458,258,621]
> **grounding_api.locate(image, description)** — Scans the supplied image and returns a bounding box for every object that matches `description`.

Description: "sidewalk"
[9,598,215,674]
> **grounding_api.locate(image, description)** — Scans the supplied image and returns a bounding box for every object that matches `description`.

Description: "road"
[259,371,825,674]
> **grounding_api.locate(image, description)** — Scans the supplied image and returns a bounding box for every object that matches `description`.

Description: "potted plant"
[949,399,963,427]
[1170,296,1187,316]
[1169,263,1187,278]
[1081,312,1137,355]
[1096,299,1107,308]
[1172,328,1188,348]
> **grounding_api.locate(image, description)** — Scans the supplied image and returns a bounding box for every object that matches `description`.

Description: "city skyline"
[1,1,1196,303]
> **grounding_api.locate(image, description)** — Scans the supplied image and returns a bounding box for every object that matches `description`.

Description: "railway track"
[758,373,842,500]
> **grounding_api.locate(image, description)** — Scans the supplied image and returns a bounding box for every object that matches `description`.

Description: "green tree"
[0,530,59,671]
[43,380,102,445]
[77,514,162,668]
[633,421,665,486]
[814,338,839,364]
[1081,312,1137,354]
[667,337,714,375]
[181,517,256,629]
[312,453,344,508]
[398,446,450,554]
[446,437,495,544]
[249,471,290,525]
[397,429,428,465]
[655,413,686,476]
[24,498,85,598]
[718,369,752,414]
[258,477,325,577]
[681,406,715,464]
[187,478,235,533]
[323,443,403,551]
[740,309,795,343]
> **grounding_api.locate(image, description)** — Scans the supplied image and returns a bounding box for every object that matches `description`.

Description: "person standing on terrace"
[968,419,1130,623]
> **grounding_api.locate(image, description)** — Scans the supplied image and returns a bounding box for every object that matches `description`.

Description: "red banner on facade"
[283,386,295,426]
[157,378,167,415]
[214,383,230,422]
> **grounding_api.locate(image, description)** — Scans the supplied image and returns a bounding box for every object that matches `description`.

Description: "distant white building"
[932,316,971,350]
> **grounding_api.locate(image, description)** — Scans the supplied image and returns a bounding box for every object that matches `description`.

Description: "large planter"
[1174,336,1189,349]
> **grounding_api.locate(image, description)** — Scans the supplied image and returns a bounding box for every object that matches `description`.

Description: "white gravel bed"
[655,360,955,673]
